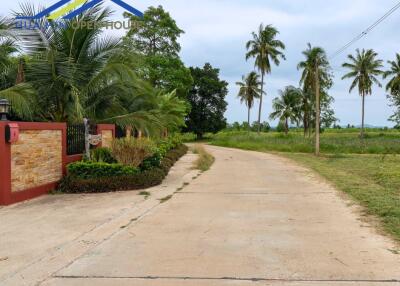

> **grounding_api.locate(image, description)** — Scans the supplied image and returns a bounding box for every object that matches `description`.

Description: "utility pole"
[315,61,320,156]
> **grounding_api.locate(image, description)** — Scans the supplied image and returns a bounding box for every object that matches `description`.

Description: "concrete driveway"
[1,146,400,286]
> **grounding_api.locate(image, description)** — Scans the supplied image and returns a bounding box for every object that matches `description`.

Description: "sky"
[2,0,400,126]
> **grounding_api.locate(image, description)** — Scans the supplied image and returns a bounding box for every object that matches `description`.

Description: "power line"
[329,0,400,59]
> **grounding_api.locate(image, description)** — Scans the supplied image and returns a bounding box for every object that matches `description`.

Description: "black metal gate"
[66,123,97,155]
[66,124,85,155]
[115,126,126,138]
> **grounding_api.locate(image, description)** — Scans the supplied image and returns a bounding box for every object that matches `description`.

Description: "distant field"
[210,130,400,154]
[209,130,400,242]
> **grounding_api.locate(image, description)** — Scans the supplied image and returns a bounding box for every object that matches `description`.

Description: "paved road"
[2,146,400,285]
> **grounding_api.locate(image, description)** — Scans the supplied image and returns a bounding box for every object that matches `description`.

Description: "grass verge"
[283,153,400,242]
[192,144,215,171]
[211,134,400,243]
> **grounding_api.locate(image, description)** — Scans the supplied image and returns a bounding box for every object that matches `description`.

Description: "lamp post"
[0,99,10,121]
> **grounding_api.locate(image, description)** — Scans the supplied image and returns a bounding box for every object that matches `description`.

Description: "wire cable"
[329,1,400,59]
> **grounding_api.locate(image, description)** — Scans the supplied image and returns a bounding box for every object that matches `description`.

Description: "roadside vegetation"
[59,135,188,193]
[211,130,400,154]
[212,22,400,241]
[284,153,400,242]
[0,4,229,196]
[192,145,215,171]
[210,130,400,242]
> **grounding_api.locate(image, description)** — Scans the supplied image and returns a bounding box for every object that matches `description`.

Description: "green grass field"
[210,130,400,242]
[211,130,400,154]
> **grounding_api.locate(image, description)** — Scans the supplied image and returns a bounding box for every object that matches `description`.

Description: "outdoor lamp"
[0,99,10,121]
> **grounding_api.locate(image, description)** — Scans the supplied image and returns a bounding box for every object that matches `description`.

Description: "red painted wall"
[0,122,115,205]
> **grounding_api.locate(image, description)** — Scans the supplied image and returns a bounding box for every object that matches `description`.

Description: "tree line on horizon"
[237,24,400,154]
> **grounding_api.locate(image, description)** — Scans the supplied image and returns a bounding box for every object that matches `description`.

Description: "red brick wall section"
[0,122,67,205]
[0,122,116,205]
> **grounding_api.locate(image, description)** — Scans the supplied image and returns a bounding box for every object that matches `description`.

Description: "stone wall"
[11,130,63,193]
[101,130,113,148]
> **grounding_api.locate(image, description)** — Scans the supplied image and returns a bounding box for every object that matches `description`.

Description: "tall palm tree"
[236,71,261,127]
[269,86,302,134]
[246,24,285,133]
[383,53,400,96]
[384,54,400,125]
[297,43,330,155]
[342,49,383,138]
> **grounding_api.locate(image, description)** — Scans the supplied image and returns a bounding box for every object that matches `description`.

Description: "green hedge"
[90,147,117,164]
[67,162,138,179]
[58,144,188,193]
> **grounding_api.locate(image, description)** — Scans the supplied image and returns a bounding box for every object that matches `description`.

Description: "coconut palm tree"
[0,4,188,135]
[269,86,302,135]
[297,43,330,155]
[246,24,285,133]
[236,71,261,127]
[0,17,37,120]
[342,49,383,138]
[383,54,400,125]
[383,53,400,96]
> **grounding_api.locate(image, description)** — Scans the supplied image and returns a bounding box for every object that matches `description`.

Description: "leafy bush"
[59,168,166,193]
[67,162,138,179]
[90,147,117,163]
[156,134,183,156]
[59,144,188,193]
[140,151,162,171]
[111,138,156,167]
[160,144,188,174]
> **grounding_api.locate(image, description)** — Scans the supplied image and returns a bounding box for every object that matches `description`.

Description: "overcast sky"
[3,0,400,126]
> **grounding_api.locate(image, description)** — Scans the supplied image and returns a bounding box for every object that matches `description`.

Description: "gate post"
[0,122,12,205]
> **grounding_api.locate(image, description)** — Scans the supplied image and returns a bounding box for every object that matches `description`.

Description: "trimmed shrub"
[160,144,188,174]
[67,162,138,179]
[59,168,166,193]
[156,134,183,156]
[140,135,185,170]
[140,151,162,171]
[111,138,156,167]
[90,147,117,164]
[58,144,188,193]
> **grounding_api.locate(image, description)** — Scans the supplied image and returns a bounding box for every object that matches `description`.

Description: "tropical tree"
[185,63,228,139]
[383,54,400,126]
[269,86,302,134]
[297,43,330,155]
[384,54,400,94]
[342,49,383,138]
[246,24,285,133]
[0,19,17,72]
[0,17,37,120]
[1,4,188,135]
[124,6,193,98]
[236,71,261,127]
